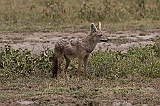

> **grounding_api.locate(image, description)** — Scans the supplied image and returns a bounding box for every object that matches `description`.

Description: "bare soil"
[0,29,159,54]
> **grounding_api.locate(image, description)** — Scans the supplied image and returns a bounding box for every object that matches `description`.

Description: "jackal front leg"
[83,55,89,78]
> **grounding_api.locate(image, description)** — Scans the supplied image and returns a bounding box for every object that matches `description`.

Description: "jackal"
[52,22,108,78]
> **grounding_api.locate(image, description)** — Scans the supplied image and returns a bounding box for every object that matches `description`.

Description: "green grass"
[0,0,160,32]
[0,40,160,79]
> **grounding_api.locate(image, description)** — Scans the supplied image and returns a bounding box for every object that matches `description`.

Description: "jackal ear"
[90,23,97,33]
[96,22,101,30]
[98,22,101,31]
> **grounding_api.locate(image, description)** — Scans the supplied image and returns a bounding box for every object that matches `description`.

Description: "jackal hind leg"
[57,56,63,78]
[64,54,71,74]
[83,55,89,78]
[78,56,82,78]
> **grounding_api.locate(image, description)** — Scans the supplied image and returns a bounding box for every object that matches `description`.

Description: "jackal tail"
[52,56,58,78]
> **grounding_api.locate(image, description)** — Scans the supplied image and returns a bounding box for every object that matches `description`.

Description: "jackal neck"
[81,35,98,53]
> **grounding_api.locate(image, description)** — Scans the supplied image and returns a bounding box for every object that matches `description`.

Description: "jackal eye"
[92,30,96,33]
[96,33,102,37]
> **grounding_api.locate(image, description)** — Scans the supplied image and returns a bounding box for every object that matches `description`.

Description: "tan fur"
[52,22,108,78]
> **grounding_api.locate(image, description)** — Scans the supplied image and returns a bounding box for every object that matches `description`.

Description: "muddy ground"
[0,29,159,54]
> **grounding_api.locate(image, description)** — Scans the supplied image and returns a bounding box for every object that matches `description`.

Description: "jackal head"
[90,22,108,42]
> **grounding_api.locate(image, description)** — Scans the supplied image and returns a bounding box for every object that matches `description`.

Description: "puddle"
[16,101,34,105]
[112,101,133,106]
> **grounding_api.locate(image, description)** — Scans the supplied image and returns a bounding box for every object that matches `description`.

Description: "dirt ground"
[0,29,160,106]
[0,29,159,54]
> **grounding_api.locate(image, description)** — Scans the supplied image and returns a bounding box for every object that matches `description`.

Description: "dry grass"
[0,0,160,32]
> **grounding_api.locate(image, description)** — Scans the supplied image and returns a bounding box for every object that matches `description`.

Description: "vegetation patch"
[0,39,159,79]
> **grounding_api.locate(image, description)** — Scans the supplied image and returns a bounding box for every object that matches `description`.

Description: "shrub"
[88,45,160,79]
[0,45,53,77]
[0,43,159,79]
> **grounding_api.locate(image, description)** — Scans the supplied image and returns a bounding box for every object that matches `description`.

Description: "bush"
[0,45,54,77]
[0,43,159,79]
[88,45,160,79]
